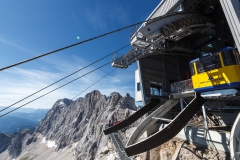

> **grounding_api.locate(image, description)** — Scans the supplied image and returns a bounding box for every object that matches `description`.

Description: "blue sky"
[0,0,160,109]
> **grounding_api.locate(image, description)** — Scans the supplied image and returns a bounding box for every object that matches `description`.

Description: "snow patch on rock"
[40,137,57,148]
[47,140,57,148]
[59,101,65,105]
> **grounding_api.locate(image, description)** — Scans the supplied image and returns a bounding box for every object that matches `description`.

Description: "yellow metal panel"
[191,52,240,90]
[192,63,199,88]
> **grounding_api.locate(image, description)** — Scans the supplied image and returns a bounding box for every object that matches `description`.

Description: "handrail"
[114,12,213,69]
[171,79,193,93]
[104,97,161,135]
[125,93,206,156]
[105,125,132,160]
[126,100,179,146]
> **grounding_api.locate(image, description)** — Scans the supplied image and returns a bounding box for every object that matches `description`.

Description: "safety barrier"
[104,97,161,135]
[105,125,132,160]
[171,79,193,93]
[125,93,206,156]
[126,100,179,146]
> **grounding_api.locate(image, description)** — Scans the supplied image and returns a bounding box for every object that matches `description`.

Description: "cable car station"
[104,0,240,159]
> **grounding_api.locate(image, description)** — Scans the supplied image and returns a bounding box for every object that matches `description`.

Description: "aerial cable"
[0,16,162,71]
[72,68,117,100]
[0,28,168,113]
[0,44,129,113]
[0,62,110,118]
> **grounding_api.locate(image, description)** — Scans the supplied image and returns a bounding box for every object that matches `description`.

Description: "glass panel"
[150,82,162,97]
[189,63,195,75]
[197,54,222,73]
[196,61,204,73]
[150,88,162,96]
[137,83,141,91]
[222,50,237,66]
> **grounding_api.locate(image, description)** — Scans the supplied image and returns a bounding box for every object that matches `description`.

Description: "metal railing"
[111,52,128,68]
[105,125,132,160]
[171,79,193,93]
[111,53,125,64]
[150,91,172,97]
[130,25,139,40]
[162,91,172,97]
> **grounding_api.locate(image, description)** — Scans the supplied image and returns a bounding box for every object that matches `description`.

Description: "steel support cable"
[72,68,117,100]
[0,45,129,113]
[0,16,163,72]
[0,62,110,118]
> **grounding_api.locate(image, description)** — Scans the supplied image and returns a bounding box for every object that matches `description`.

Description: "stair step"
[109,132,132,160]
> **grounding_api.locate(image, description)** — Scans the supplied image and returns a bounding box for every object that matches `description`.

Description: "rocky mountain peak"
[8,130,32,159]
[117,93,137,111]
[107,92,122,106]
[0,133,11,154]
[49,98,73,115]
[3,90,137,160]
[0,90,231,160]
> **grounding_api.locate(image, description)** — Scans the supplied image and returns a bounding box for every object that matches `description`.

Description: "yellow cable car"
[189,47,240,92]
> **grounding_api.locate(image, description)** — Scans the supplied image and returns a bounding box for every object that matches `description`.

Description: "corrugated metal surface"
[219,0,240,52]
[132,0,182,38]
[146,0,181,20]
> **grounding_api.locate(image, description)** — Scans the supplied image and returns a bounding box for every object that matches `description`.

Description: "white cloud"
[108,3,130,25]
[0,37,38,55]
[84,4,108,31]
[0,56,136,110]
[83,2,130,31]
[72,12,81,27]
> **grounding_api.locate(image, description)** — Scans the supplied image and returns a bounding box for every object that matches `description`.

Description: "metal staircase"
[105,125,132,160]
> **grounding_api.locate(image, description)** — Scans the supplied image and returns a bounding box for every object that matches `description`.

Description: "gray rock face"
[0,133,11,154]
[7,130,31,158]
[0,90,230,160]
[27,90,136,160]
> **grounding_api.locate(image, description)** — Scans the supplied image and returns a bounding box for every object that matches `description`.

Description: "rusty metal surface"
[103,97,161,135]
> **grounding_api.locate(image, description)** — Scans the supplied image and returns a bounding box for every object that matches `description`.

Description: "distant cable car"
[189,47,240,92]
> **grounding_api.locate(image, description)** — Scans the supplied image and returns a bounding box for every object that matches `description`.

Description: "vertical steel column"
[202,104,208,130]
[162,56,167,95]
[177,60,181,81]
[218,100,222,112]
[180,97,184,110]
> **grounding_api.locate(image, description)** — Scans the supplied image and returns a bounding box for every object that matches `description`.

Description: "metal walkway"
[104,97,161,135]
[125,92,206,156]
[112,11,215,68]
[105,125,132,160]
[126,99,179,147]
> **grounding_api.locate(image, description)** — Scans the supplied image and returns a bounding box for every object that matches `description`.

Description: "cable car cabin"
[189,47,240,93]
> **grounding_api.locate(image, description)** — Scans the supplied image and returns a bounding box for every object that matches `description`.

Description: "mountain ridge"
[0,108,49,134]
[0,90,137,160]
